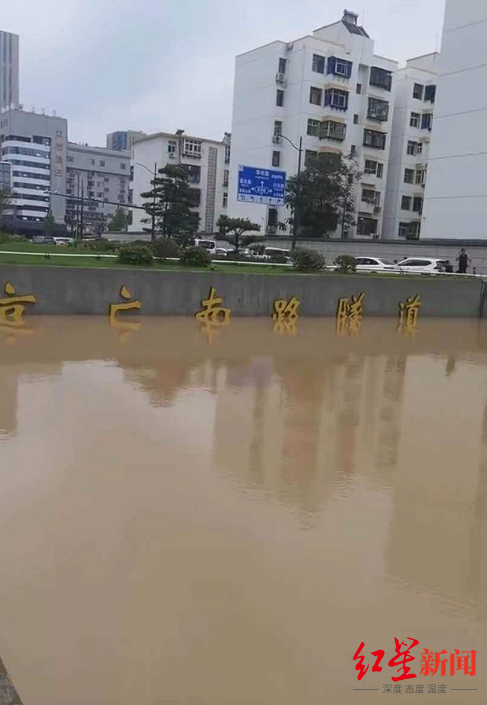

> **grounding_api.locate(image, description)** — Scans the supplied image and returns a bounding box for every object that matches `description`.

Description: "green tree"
[216,216,262,255]
[285,153,361,239]
[108,206,128,232]
[141,164,200,241]
[45,212,56,233]
[0,186,13,221]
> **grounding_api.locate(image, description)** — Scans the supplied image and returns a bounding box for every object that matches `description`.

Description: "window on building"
[182,164,201,183]
[168,141,176,155]
[367,97,389,122]
[369,66,392,92]
[272,151,281,167]
[404,168,414,183]
[55,169,62,177]
[90,159,95,165]
[223,192,228,207]
[309,86,323,105]
[413,196,423,212]
[324,88,349,110]
[67,156,73,162]
[189,188,201,206]
[304,150,317,167]
[356,83,362,94]
[377,163,384,178]
[121,162,127,169]
[276,89,284,107]
[425,85,436,103]
[350,145,357,157]
[320,120,347,141]
[364,159,378,175]
[225,144,231,164]
[421,113,433,130]
[363,129,386,150]
[312,54,325,73]
[410,112,420,128]
[357,217,378,236]
[183,139,202,157]
[413,83,424,100]
[407,140,422,156]
[415,168,426,185]
[362,188,380,205]
[55,155,62,164]
[268,208,278,229]
[354,114,359,124]
[327,56,353,78]
[100,160,105,166]
[307,119,320,137]
[401,195,412,210]
[278,58,287,74]
[223,169,229,186]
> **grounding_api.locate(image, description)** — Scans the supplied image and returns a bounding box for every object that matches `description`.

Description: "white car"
[396,257,448,274]
[354,256,397,272]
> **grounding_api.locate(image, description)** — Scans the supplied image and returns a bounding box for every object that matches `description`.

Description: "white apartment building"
[229,10,398,238]
[66,143,131,233]
[130,131,231,233]
[0,108,68,224]
[383,53,439,240]
[0,31,19,112]
[422,0,487,239]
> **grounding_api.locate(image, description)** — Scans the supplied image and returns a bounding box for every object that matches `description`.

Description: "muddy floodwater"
[0,317,486,705]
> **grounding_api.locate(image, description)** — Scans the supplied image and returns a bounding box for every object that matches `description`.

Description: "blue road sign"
[237,165,286,206]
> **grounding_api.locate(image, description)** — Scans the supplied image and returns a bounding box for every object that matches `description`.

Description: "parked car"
[246,244,291,261]
[194,238,217,253]
[354,256,397,272]
[215,247,235,257]
[53,237,73,246]
[396,257,448,274]
[32,236,55,245]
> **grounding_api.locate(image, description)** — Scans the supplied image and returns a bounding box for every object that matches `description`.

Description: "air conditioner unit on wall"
[276,72,286,84]
[273,135,281,144]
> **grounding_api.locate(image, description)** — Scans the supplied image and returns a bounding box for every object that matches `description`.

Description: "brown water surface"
[0,317,486,704]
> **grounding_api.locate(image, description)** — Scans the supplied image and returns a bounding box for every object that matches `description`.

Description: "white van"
[194,238,217,254]
[246,244,290,261]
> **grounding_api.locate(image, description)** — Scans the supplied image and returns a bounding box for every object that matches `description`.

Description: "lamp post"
[276,132,303,251]
[136,161,158,241]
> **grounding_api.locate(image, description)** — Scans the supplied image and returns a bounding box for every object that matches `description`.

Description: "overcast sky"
[2,0,445,147]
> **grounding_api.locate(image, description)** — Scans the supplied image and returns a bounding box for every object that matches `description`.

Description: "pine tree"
[141,164,200,240]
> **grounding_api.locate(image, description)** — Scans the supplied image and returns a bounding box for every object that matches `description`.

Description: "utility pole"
[151,162,157,242]
[292,136,303,251]
[80,183,84,240]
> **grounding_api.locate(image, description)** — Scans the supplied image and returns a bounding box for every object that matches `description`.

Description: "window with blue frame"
[327,56,352,78]
[421,113,433,130]
[324,88,349,111]
[424,85,436,103]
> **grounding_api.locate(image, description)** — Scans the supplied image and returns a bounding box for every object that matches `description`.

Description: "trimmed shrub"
[118,245,153,266]
[290,247,326,272]
[152,237,181,260]
[334,254,356,273]
[180,246,212,268]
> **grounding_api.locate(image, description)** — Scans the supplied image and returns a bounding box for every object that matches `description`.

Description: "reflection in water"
[0,317,486,704]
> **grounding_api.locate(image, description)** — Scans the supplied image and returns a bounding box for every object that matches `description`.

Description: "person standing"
[456,248,471,274]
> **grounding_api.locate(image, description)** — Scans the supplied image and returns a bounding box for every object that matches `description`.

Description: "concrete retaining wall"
[0,264,485,318]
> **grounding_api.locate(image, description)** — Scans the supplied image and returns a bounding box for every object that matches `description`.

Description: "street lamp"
[135,161,158,241]
[275,131,303,251]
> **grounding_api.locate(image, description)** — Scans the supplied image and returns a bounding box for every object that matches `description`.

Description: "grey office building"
[66,143,131,233]
[0,31,19,112]
[0,108,68,225]
[106,130,145,152]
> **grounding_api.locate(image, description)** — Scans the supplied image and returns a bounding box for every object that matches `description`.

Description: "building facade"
[130,131,231,233]
[0,31,19,112]
[106,130,146,152]
[422,0,487,239]
[0,108,68,224]
[66,143,131,234]
[229,11,397,238]
[0,160,10,189]
[383,53,439,239]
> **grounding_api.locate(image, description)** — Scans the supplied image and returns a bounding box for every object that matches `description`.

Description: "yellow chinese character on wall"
[0,281,37,328]
[336,292,365,337]
[398,295,421,336]
[273,296,300,335]
[109,286,141,323]
[196,287,231,345]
